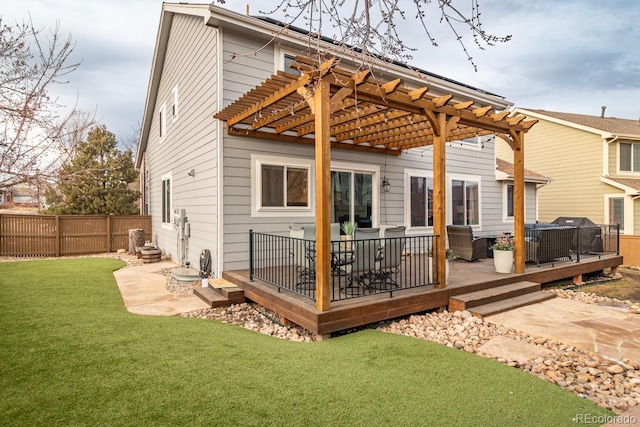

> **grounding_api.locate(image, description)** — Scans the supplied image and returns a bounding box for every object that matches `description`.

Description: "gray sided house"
[136,3,543,277]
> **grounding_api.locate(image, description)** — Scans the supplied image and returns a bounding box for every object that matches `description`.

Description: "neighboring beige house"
[0,178,40,209]
[496,108,640,235]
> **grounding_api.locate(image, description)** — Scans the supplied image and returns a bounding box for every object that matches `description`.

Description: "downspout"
[603,135,619,176]
[534,180,551,222]
[215,25,224,278]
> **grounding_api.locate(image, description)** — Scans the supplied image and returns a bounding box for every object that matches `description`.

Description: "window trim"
[161,172,172,230]
[158,102,166,143]
[251,154,314,217]
[171,85,179,121]
[604,194,628,234]
[449,135,485,151]
[617,141,640,175]
[502,182,514,223]
[274,45,302,75]
[404,169,434,233]
[448,173,482,228]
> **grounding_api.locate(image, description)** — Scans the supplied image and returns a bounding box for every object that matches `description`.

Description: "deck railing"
[249,230,439,302]
[524,224,619,267]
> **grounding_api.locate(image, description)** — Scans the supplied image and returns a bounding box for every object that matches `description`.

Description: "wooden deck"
[223,254,623,336]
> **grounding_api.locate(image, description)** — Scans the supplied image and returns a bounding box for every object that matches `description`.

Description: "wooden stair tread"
[449,281,542,312]
[194,286,244,308]
[451,281,540,303]
[468,291,556,318]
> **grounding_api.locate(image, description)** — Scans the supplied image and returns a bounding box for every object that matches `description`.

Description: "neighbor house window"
[252,155,313,217]
[159,103,166,141]
[619,142,640,173]
[608,196,624,233]
[171,86,179,119]
[405,170,434,229]
[451,176,480,226]
[161,173,172,227]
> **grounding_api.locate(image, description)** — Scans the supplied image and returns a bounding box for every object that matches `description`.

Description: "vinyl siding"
[221,125,523,270]
[496,118,610,224]
[146,13,219,269]
[608,142,617,175]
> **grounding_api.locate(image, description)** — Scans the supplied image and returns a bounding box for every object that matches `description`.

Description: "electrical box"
[173,208,187,226]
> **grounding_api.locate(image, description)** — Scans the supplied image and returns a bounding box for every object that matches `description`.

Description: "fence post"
[249,229,254,282]
[106,215,112,252]
[55,215,61,257]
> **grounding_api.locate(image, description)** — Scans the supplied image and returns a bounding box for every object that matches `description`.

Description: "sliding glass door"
[331,170,373,229]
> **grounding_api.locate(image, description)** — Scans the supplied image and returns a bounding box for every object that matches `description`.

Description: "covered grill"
[551,217,603,253]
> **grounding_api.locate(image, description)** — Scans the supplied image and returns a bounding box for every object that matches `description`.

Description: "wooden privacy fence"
[0,214,152,257]
[620,235,640,266]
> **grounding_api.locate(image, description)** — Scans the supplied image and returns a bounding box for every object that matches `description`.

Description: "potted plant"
[492,233,514,273]
[427,247,456,284]
[340,221,357,240]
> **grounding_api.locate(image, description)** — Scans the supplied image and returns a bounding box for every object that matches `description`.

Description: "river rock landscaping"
[173,271,640,413]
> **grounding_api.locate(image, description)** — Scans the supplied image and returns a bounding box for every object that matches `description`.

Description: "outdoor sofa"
[524,223,574,265]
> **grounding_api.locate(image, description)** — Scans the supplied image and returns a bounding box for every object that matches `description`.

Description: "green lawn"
[0,258,612,426]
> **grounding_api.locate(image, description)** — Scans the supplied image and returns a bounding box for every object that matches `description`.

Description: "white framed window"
[605,194,626,234]
[251,154,314,217]
[161,172,172,229]
[158,103,166,142]
[504,183,514,222]
[449,173,481,227]
[404,169,433,231]
[275,45,302,76]
[618,142,640,174]
[171,86,179,120]
[449,134,486,151]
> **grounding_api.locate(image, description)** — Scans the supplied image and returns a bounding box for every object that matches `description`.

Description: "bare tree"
[0,14,93,186]
[120,120,142,153]
[241,0,510,71]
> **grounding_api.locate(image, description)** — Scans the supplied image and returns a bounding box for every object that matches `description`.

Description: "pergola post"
[312,79,332,311]
[512,131,525,274]
[431,112,458,288]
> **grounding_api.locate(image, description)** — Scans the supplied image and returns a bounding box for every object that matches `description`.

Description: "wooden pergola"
[214,56,537,312]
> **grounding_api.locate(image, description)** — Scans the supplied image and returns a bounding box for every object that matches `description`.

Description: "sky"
[2,0,639,146]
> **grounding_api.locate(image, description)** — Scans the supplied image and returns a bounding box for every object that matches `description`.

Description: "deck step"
[467,291,556,318]
[193,286,245,308]
[449,281,541,312]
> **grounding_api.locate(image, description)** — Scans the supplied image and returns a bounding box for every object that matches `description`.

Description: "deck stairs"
[448,281,555,318]
[194,278,245,308]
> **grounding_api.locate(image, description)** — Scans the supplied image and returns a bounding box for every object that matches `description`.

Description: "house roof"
[137,2,519,166]
[516,109,640,139]
[601,176,640,194]
[495,158,551,184]
[255,16,503,99]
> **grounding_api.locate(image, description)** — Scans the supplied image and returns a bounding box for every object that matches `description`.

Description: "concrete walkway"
[113,259,208,316]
